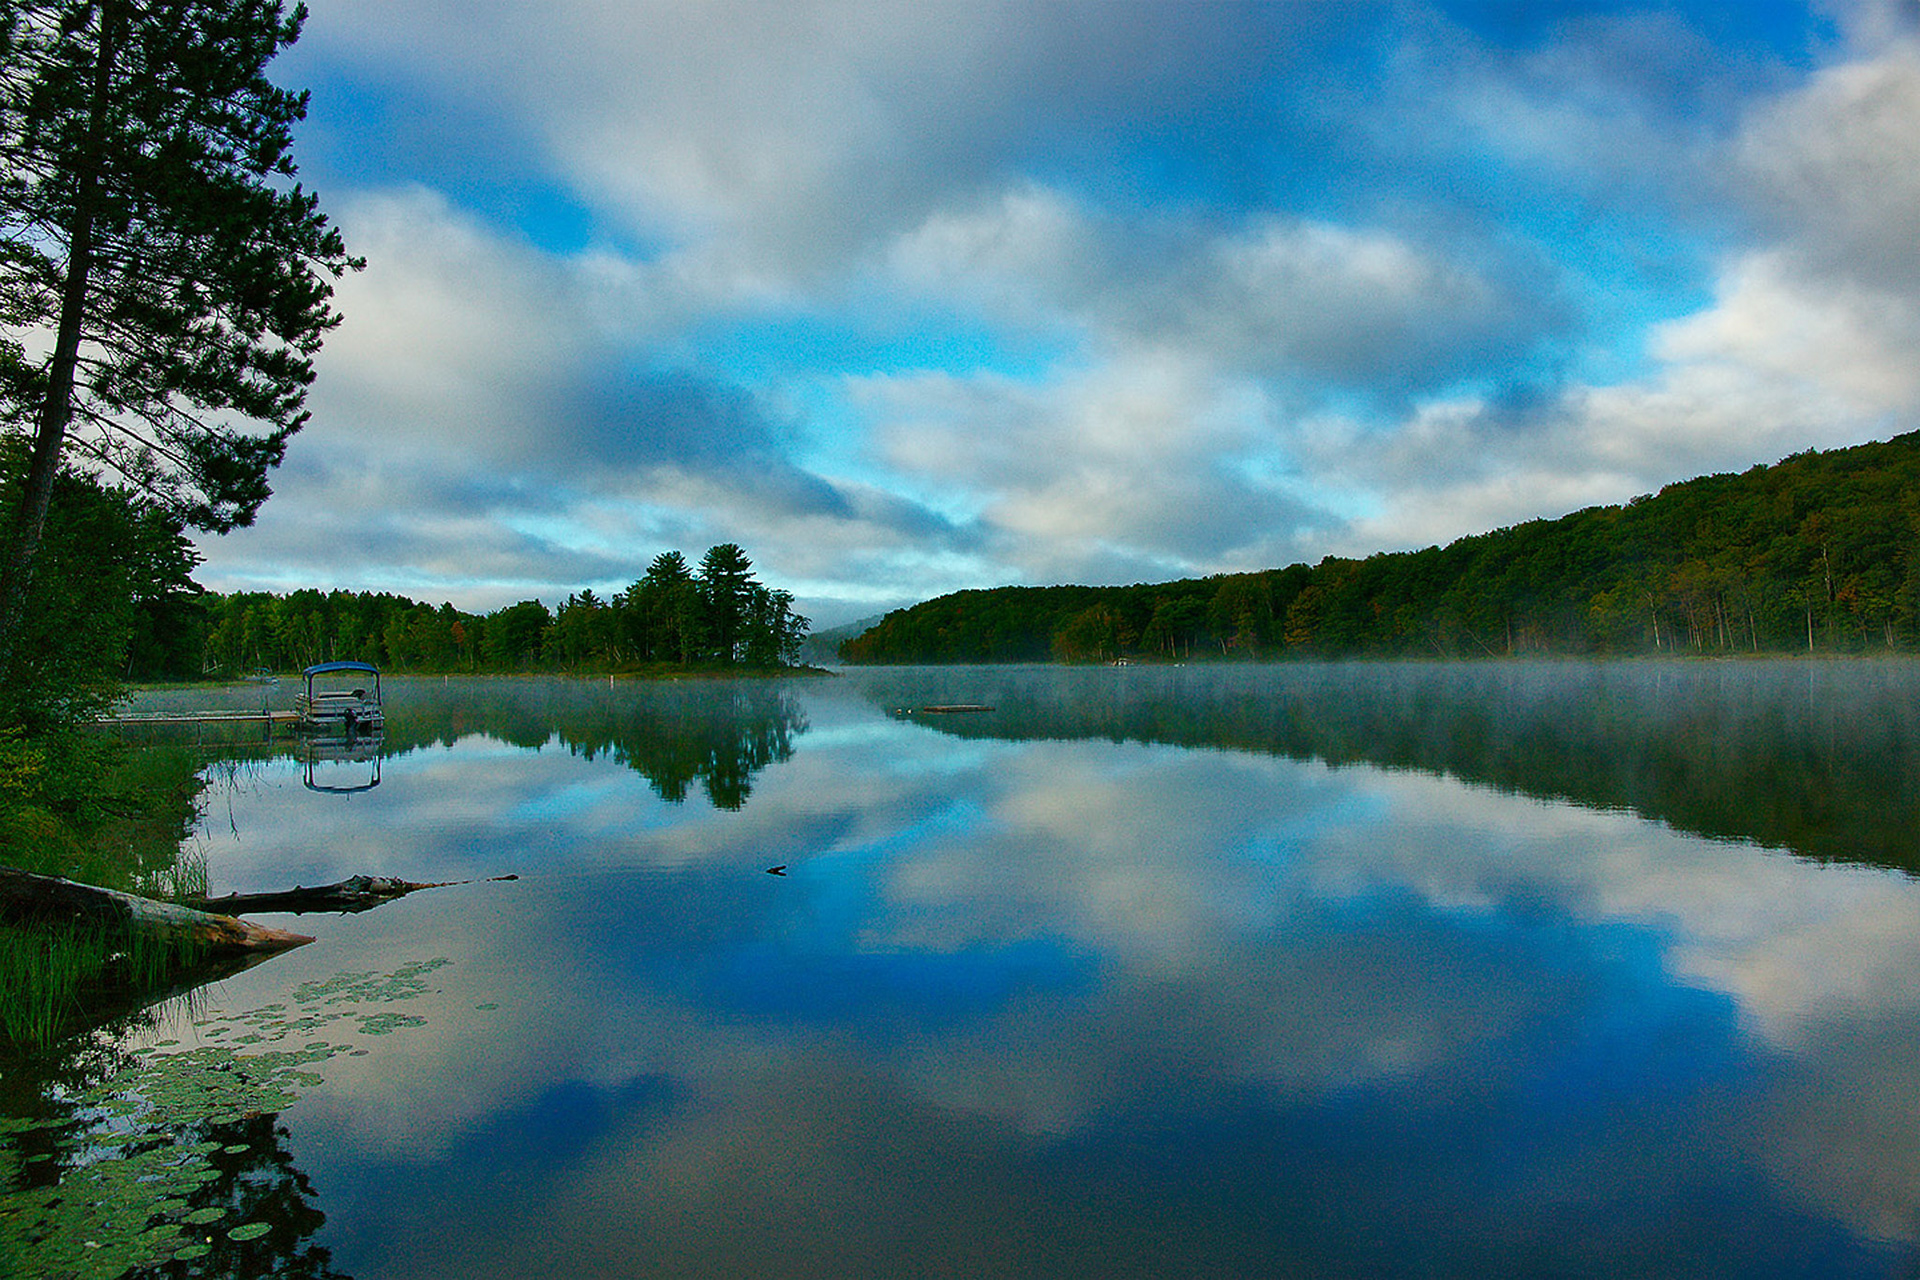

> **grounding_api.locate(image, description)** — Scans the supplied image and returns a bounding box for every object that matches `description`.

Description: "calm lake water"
[10,661,1920,1277]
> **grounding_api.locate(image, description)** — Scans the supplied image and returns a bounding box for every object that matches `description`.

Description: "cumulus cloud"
[1301,27,1920,556]
[298,0,1336,278]
[1738,38,1920,292]
[193,188,975,609]
[887,186,1555,394]
[185,1,1920,608]
[856,353,1340,583]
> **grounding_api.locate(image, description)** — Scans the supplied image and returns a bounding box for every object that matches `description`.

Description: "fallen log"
[188,872,517,916]
[0,867,312,953]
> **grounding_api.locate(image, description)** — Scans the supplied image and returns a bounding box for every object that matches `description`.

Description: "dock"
[94,709,305,744]
[97,710,302,727]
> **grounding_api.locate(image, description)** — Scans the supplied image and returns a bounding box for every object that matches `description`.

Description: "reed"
[0,921,207,1049]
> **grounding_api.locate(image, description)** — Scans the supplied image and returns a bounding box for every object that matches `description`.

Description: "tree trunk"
[0,867,313,953]
[0,3,120,672]
[188,873,507,916]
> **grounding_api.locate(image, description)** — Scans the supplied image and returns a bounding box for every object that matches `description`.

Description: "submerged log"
[189,872,516,916]
[0,867,313,953]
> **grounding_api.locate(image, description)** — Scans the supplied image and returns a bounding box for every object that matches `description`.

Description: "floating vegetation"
[0,957,450,1277]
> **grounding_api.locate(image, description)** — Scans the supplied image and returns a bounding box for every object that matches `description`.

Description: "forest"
[181,545,810,679]
[841,431,1920,664]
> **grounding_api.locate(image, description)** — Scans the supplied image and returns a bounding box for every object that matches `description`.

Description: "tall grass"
[0,921,208,1050]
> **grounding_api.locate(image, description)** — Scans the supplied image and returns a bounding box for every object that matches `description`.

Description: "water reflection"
[374,677,807,810]
[849,660,1920,874]
[32,669,1920,1276]
[302,733,384,794]
[123,676,811,812]
[0,975,349,1278]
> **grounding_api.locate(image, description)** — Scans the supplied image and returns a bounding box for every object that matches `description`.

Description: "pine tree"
[696,543,755,665]
[0,0,360,678]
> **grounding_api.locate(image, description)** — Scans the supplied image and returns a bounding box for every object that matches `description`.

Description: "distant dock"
[94,709,305,745]
[97,710,302,727]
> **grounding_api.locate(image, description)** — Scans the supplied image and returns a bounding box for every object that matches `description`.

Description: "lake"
[8,661,1920,1277]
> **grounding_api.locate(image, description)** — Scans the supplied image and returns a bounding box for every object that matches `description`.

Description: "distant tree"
[696,543,755,665]
[0,0,361,678]
[549,589,611,670]
[1053,602,1125,662]
[628,550,699,665]
[742,583,807,668]
[482,600,551,671]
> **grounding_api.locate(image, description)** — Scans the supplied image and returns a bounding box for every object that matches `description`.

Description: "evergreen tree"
[696,543,754,665]
[0,0,360,678]
[630,549,699,664]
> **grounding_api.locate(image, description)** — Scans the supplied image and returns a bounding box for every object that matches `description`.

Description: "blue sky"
[191,0,1920,625]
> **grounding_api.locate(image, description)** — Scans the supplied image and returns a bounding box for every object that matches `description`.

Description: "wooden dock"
[97,710,302,726]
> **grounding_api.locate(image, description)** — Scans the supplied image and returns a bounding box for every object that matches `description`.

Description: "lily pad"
[1,957,450,1276]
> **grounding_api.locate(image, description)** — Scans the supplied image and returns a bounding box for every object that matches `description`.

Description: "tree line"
[842,430,1920,664]
[191,544,809,677]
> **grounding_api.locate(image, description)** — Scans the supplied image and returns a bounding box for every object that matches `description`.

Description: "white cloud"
[1303,33,1920,557]
[887,188,1538,390]
[856,352,1334,583]
[310,187,611,465]
[1739,39,1920,293]
[299,0,1314,283]
[218,1,1920,607]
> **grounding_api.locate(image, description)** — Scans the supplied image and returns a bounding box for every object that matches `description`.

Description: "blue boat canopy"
[303,661,380,677]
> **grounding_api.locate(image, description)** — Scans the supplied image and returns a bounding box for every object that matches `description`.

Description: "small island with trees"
[192,543,811,679]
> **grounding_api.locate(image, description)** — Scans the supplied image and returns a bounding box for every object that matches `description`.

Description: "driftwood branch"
[0,867,313,952]
[189,873,517,916]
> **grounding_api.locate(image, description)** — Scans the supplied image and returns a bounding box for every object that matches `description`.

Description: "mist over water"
[16,663,1920,1276]
[851,659,1920,872]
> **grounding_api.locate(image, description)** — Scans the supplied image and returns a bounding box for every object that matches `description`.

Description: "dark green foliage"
[0,0,359,672]
[698,542,754,664]
[842,431,1920,663]
[0,920,206,1048]
[0,731,207,895]
[482,600,552,671]
[195,544,811,676]
[626,550,700,665]
[0,442,200,728]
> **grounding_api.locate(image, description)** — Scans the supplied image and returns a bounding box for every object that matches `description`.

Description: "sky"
[190,0,1920,627]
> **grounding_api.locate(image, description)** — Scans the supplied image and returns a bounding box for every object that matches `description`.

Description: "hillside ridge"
[840,432,1920,663]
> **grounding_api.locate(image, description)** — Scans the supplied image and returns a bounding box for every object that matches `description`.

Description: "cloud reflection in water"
[171,673,1920,1277]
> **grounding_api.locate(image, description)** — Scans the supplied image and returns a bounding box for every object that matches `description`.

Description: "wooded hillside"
[841,432,1920,663]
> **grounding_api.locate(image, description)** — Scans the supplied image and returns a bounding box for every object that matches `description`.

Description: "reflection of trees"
[120,676,814,812]
[381,677,810,810]
[148,1109,347,1279]
[1,982,349,1278]
[561,683,807,810]
[855,662,1920,875]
